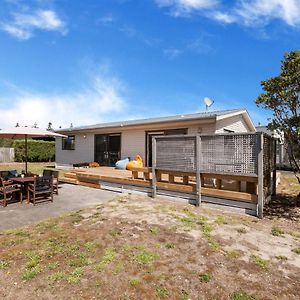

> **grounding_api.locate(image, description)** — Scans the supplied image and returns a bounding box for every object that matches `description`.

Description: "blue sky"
[0,0,299,129]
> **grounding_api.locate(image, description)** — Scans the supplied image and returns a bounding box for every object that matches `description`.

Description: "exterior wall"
[188,123,216,135]
[55,133,94,165]
[215,114,250,133]
[121,130,146,162]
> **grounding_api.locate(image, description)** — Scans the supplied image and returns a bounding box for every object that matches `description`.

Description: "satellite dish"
[204,97,214,111]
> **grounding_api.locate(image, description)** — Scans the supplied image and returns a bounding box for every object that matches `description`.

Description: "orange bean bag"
[126,155,143,170]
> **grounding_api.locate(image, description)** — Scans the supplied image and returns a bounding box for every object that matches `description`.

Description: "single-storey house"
[55,108,256,168]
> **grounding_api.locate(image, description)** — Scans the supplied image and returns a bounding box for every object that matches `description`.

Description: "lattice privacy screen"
[156,136,196,172]
[200,134,259,175]
[155,133,262,175]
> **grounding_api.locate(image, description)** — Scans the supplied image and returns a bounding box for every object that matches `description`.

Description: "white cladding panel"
[121,130,146,162]
[55,134,94,164]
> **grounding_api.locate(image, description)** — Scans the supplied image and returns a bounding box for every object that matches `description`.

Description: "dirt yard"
[0,172,299,299]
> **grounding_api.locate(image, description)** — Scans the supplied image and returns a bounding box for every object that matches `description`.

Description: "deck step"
[59,177,78,184]
[77,181,100,189]
[63,172,78,179]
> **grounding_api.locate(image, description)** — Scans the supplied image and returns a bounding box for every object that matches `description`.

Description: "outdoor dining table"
[10,177,35,204]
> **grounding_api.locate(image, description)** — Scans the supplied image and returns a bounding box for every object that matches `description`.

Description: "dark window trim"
[62,135,75,150]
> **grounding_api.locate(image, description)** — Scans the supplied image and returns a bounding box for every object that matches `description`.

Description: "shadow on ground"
[264,193,300,221]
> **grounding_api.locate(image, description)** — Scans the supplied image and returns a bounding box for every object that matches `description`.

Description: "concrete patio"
[0,184,117,231]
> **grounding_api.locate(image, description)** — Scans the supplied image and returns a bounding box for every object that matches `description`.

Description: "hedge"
[13,140,55,162]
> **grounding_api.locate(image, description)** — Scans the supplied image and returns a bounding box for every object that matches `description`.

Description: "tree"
[47,122,53,131]
[256,50,300,186]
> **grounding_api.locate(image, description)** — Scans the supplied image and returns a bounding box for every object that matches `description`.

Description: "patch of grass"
[48,262,60,270]
[215,216,228,225]
[69,253,90,268]
[156,286,170,299]
[129,278,140,287]
[177,216,196,228]
[165,243,175,249]
[49,271,67,282]
[201,223,213,238]
[180,289,189,300]
[271,226,285,237]
[0,260,10,269]
[24,252,41,269]
[250,255,269,269]
[149,227,159,235]
[95,247,116,272]
[275,255,288,261]
[109,228,122,237]
[199,273,211,283]
[130,248,159,265]
[208,238,221,251]
[4,229,31,238]
[70,212,84,225]
[84,241,99,252]
[236,228,247,234]
[21,266,41,281]
[196,215,208,225]
[112,262,124,275]
[231,290,256,300]
[292,247,300,255]
[36,220,59,231]
[226,250,242,259]
[67,268,84,284]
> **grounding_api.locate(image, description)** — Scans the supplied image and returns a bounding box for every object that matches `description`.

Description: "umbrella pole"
[25,134,28,174]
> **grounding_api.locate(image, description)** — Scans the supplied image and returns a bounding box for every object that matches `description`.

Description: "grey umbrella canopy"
[0,127,67,173]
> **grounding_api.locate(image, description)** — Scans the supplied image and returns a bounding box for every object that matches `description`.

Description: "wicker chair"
[27,176,54,205]
[0,177,22,207]
[43,170,59,195]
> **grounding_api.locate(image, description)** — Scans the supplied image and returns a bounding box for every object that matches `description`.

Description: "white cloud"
[155,0,300,27]
[156,0,218,16]
[0,74,127,129]
[0,9,67,40]
[233,0,300,27]
[163,48,182,59]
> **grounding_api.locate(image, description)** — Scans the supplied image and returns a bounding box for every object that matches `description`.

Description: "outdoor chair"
[27,175,54,205]
[0,177,22,207]
[43,169,59,195]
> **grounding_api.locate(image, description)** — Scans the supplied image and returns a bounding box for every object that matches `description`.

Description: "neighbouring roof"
[58,108,249,132]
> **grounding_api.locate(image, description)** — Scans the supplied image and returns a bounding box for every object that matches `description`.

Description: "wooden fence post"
[257,132,264,219]
[152,137,157,198]
[195,135,201,206]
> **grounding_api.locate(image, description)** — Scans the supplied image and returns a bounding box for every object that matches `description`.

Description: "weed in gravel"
[275,255,288,260]
[250,255,269,269]
[215,216,228,225]
[156,286,170,299]
[0,260,10,269]
[199,273,211,283]
[129,278,140,287]
[49,271,67,282]
[149,227,159,235]
[236,228,247,234]
[201,223,213,238]
[271,226,285,237]
[67,267,84,283]
[292,247,300,255]
[22,266,41,281]
[226,250,242,259]
[112,262,124,275]
[165,243,175,249]
[48,262,60,270]
[180,289,190,300]
[95,247,116,272]
[84,241,99,252]
[231,290,256,300]
[4,229,31,238]
[130,249,159,265]
[109,228,122,237]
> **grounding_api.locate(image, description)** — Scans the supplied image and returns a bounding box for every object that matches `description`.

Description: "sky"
[0,0,299,130]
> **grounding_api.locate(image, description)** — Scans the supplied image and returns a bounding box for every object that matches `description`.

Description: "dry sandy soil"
[0,173,299,300]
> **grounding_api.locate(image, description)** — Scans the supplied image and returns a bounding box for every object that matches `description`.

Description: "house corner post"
[152,137,157,198]
[257,132,264,219]
[195,135,201,206]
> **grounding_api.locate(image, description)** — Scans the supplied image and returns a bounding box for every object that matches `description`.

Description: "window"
[62,136,75,150]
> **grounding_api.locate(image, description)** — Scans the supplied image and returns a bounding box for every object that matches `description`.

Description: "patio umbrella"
[0,127,67,173]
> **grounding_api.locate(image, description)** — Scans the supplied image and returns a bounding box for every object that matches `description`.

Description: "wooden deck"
[59,167,258,205]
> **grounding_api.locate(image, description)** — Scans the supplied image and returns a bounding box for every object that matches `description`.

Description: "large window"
[62,136,75,150]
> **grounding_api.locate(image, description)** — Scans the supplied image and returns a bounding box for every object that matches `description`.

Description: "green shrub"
[13,139,55,162]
